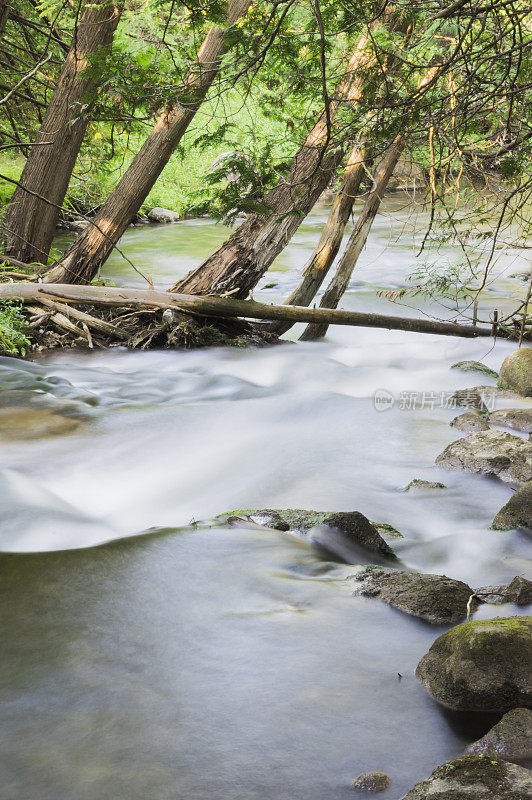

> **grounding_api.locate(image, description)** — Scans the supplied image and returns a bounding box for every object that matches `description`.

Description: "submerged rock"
[451,410,491,433]
[451,360,499,379]
[404,479,447,491]
[466,708,532,762]
[415,616,532,711]
[0,407,82,440]
[493,482,532,529]
[398,755,532,799]
[490,409,532,434]
[475,577,532,606]
[353,567,475,624]
[147,207,181,223]
[435,430,532,486]
[351,772,391,792]
[499,349,532,397]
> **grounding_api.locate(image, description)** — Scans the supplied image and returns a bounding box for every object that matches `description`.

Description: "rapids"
[0,197,530,799]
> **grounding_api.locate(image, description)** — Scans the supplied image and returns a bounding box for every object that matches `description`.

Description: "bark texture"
[42,0,251,285]
[300,134,406,340]
[268,144,367,336]
[2,0,122,263]
[171,24,393,299]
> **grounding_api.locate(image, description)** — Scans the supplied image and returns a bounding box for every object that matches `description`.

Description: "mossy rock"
[416,617,532,711]
[217,508,397,559]
[492,482,532,530]
[499,349,532,397]
[451,360,499,379]
[369,521,404,538]
[398,754,532,799]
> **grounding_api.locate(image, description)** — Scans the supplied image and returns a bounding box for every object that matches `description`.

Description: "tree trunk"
[268,144,367,336]
[41,0,252,285]
[0,1,9,38]
[170,23,394,299]
[2,0,122,264]
[0,281,496,338]
[300,134,406,340]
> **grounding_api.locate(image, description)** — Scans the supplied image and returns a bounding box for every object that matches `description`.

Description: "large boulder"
[415,616,532,711]
[147,207,180,223]
[492,482,532,529]
[435,430,532,486]
[353,567,476,624]
[499,349,532,397]
[466,708,532,762]
[451,411,491,433]
[398,755,532,799]
[490,409,532,434]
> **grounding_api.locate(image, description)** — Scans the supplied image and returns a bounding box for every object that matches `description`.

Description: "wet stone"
[435,430,532,487]
[351,772,391,792]
[404,479,447,491]
[475,577,532,606]
[398,755,532,799]
[465,708,532,762]
[353,567,476,625]
[451,411,491,433]
[492,481,532,529]
[489,409,532,434]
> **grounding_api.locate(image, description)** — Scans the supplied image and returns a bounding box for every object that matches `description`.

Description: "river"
[0,197,530,799]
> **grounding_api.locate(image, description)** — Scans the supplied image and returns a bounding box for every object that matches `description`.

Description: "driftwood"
[0,282,498,339]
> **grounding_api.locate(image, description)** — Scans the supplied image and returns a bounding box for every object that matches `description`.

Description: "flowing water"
[1,197,531,799]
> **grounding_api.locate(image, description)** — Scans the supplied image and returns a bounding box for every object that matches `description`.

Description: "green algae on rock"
[499,349,532,397]
[416,617,532,711]
[451,360,498,379]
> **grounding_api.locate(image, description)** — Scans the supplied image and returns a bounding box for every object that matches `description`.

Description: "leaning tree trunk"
[2,0,122,264]
[300,133,406,340]
[0,1,9,37]
[41,0,252,285]
[268,144,368,336]
[170,21,396,299]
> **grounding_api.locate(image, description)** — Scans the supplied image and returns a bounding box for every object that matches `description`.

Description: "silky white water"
[0,198,530,799]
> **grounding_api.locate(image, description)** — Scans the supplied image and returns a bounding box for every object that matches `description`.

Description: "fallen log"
[0,282,499,339]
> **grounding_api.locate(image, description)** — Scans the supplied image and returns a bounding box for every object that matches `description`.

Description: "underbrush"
[0,301,31,356]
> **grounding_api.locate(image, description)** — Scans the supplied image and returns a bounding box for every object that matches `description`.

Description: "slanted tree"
[300,133,406,339]
[268,145,368,336]
[2,0,123,263]
[40,0,253,285]
[170,20,397,299]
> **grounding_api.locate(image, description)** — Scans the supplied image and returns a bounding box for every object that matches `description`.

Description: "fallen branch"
[0,282,500,339]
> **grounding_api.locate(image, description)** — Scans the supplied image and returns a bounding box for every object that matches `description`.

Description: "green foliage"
[0,301,31,357]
